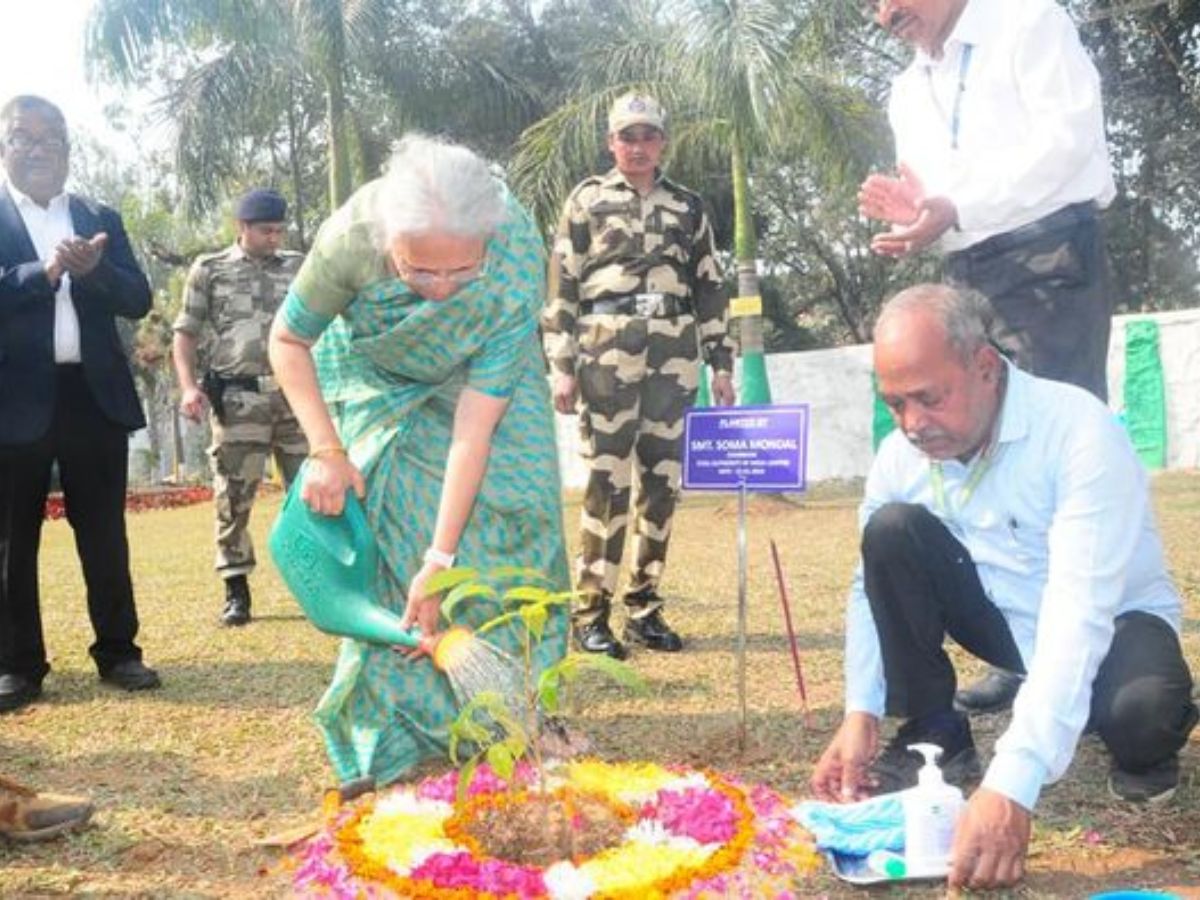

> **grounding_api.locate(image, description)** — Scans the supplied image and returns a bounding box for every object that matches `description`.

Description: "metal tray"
[827,850,948,885]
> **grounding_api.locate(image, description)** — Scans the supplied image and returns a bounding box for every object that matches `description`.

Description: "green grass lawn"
[1,474,1198,897]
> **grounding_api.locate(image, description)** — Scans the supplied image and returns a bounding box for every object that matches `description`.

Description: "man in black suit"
[0,95,160,713]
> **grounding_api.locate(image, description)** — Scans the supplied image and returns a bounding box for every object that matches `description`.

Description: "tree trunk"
[730,138,771,404]
[286,83,308,249]
[325,67,352,211]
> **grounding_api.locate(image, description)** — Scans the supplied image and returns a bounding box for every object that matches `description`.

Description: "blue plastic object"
[268,479,421,648]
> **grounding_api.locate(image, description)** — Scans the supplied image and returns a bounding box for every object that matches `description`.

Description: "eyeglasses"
[4,131,69,154]
[393,256,487,291]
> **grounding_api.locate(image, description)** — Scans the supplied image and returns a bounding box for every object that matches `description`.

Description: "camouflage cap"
[608,92,666,135]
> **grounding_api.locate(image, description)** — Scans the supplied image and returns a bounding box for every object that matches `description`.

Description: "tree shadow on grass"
[238,612,308,623]
[679,630,845,654]
[39,660,332,710]
[0,742,324,820]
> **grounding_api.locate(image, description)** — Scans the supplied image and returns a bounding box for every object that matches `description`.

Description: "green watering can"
[268,477,423,649]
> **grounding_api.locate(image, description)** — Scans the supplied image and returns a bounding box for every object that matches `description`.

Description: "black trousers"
[946,203,1112,402]
[0,366,143,679]
[863,503,1198,771]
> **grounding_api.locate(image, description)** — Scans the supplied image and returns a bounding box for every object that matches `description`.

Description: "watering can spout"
[268,479,421,649]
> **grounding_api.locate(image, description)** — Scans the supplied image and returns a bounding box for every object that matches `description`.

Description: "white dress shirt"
[5,180,81,363]
[844,365,1181,810]
[887,0,1117,252]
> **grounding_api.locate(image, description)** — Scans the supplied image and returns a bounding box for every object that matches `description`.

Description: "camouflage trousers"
[209,387,308,577]
[573,314,700,623]
[946,203,1112,401]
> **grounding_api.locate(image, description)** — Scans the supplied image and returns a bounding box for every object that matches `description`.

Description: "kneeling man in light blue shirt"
[810,283,1197,890]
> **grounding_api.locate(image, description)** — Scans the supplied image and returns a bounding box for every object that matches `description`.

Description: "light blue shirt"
[844,365,1181,810]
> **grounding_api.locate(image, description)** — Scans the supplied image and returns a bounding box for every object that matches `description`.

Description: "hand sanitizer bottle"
[903,743,965,878]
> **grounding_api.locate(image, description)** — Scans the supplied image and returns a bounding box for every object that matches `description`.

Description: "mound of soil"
[462,791,628,868]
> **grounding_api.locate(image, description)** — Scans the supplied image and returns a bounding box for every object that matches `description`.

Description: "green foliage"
[77,0,1200,350]
[536,652,646,712]
[85,0,545,223]
[441,566,646,802]
[448,690,527,803]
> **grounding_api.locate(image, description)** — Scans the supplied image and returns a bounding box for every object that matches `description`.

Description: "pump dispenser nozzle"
[908,743,947,788]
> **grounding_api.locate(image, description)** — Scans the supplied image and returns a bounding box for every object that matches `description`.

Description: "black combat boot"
[574,617,627,660]
[221,575,252,626]
[623,588,683,652]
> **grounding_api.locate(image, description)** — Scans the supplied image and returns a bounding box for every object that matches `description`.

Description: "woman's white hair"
[372,133,506,248]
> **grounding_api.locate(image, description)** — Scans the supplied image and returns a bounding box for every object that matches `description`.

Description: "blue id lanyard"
[926,43,974,150]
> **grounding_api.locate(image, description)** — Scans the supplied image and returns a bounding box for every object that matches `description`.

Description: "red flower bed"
[44,486,213,520]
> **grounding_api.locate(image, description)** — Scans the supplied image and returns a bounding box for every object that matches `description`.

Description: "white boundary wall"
[554,308,1200,487]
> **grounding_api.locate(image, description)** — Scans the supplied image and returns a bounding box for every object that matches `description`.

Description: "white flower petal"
[544,860,597,899]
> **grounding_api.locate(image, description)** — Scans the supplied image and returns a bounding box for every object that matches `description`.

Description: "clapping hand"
[54,233,108,277]
[859,163,924,226]
[859,164,958,258]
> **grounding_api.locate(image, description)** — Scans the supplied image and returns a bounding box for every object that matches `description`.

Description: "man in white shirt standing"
[811,284,1196,890]
[860,0,1118,714]
[0,95,160,714]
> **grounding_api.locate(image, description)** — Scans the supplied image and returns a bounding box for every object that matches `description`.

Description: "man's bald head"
[873,284,1005,461]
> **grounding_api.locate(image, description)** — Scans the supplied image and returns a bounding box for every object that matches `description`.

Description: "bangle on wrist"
[309,445,347,460]
[423,547,456,568]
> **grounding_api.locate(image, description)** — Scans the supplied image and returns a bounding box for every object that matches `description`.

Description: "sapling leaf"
[442,582,498,620]
[457,756,481,807]
[503,585,553,605]
[487,742,515,780]
[477,611,521,635]
[521,604,548,641]
[559,652,649,694]
[537,667,562,712]
[489,566,552,584]
[425,567,480,595]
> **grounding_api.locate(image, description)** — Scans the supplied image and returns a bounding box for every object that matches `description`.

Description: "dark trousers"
[0,366,142,679]
[946,203,1112,402]
[864,503,1198,771]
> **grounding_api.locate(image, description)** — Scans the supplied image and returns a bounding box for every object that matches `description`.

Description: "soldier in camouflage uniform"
[172,189,307,626]
[544,93,736,659]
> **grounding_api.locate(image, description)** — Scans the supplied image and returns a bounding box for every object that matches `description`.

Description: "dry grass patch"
[1,474,1198,897]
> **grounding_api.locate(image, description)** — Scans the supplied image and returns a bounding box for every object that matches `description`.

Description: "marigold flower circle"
[291,759,821,898]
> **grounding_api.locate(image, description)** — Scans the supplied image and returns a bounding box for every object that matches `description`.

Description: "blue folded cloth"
[792,791,907,855]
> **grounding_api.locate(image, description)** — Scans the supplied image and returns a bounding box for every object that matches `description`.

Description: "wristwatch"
[423,547,456,568]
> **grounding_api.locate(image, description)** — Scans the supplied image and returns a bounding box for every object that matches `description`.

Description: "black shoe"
[1108,756,1180,805]
[0,673,43,714]
[868,712,981,795]
[99,659,161,692]
[221,575,252,626]
[953,667,1023,715]
[623,608,683,652]
[574,620,627,660]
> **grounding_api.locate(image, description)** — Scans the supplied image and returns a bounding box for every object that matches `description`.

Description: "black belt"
[580,293,690,318]
[953,201,1097,261]
[221,374,279,393]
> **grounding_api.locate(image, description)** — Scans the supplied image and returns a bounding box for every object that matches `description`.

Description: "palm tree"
[85,0,539,222]
[510,0,877,405]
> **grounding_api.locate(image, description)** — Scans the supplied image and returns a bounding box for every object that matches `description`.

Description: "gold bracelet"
[308,445,348,460]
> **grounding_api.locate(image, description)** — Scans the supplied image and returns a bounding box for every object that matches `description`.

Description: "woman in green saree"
[268,134,569,786]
